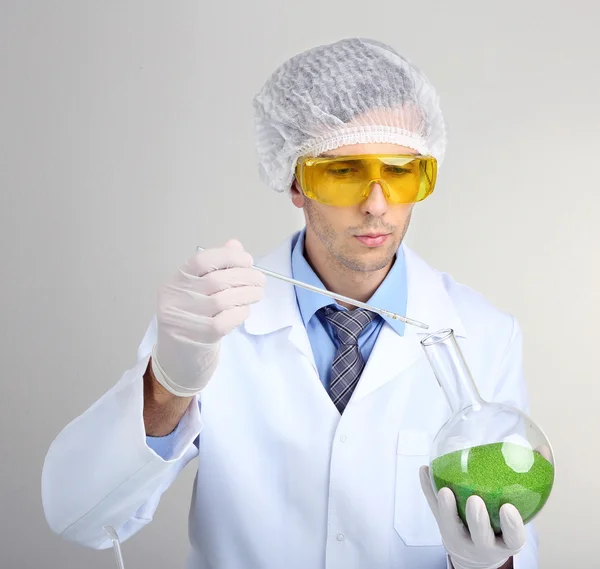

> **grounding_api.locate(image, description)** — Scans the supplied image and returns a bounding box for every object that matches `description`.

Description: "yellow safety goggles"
[295,154,437,207]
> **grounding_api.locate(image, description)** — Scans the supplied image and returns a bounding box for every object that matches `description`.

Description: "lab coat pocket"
[393,429,443,547]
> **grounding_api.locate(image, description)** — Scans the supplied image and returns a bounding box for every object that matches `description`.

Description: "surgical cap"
[253,38,447,194]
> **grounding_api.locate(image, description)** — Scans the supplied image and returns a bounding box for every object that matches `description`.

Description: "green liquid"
[431,442,554,534]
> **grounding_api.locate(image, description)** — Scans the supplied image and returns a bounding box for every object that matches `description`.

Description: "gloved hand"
[419,466,526,569]
[151,239,266,397]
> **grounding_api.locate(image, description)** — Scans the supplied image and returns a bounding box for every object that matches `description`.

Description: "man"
[42,38,539,568]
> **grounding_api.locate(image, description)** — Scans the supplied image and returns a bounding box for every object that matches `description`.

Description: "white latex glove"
[419,466,526,569]
[151,239,266,397]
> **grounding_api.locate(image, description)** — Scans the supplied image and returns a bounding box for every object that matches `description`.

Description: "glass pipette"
[103,526,125,569]
[196,246,429,330]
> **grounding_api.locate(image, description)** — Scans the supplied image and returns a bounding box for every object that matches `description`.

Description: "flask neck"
[421,329,483,414]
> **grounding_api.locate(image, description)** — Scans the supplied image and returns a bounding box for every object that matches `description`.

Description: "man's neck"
[303,233,393,306]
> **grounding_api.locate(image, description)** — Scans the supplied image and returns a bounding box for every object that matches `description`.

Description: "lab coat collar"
[347,246,467,401]
[243,233,467,340]
[402,245,467,340]
[243,236,299,336]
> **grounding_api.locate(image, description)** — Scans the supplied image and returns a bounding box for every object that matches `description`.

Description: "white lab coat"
[42,234,539,569]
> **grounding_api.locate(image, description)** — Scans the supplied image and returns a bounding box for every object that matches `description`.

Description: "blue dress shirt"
[291,229,408,390]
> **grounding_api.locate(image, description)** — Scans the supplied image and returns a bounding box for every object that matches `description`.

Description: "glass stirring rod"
[103,526,126,569]
[196,246,429,330]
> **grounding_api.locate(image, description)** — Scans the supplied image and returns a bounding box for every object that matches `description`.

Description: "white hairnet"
[253,38,447,194]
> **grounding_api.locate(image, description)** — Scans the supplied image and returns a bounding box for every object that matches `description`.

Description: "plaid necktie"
[320,306,376,413]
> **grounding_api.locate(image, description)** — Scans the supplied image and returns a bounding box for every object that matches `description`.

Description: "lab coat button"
[336,533,345,541]
[340,435,347,442]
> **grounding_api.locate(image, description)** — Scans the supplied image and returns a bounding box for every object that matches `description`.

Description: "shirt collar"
[291,229,408,335]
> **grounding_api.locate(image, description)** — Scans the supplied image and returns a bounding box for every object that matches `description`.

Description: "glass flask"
[420,329,555,534]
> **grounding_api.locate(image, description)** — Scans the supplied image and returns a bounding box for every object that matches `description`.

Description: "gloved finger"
[419,466,439,518]
[465,495,495,548]
[211,305,251,338]
[161,304,251,344]
[159,283,263,324]
[161,304,252,344]
[223,238,244,250]
[189,246,254,277]
[499,503,526,552]
[209,285,265,314]
[437,487,471,542]
[178,267,267,295]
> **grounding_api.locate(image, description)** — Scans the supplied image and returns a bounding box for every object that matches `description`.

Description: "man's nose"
[360,183,388,217]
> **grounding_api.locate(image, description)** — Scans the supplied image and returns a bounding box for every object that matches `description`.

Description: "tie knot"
[320,306,376,345]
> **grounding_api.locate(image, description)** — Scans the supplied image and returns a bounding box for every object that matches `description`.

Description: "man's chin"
[337,248,396,273]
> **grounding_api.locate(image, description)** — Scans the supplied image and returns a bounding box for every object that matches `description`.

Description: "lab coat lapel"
[352,324,423,401]
[243,235,317,369]
[352,245,468,402]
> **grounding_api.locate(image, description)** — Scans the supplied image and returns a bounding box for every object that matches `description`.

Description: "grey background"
[1,1,599,567]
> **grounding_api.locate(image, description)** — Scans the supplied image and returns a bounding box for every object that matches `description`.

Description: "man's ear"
[290,179,305,208]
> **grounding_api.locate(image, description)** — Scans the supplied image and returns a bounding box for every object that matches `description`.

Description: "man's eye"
[328,167,355,175]
[384,166,411,175]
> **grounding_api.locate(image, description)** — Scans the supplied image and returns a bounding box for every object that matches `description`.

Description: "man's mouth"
[354,233,391,247]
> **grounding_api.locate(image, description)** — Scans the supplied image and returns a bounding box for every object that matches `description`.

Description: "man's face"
[291,143,418,273]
